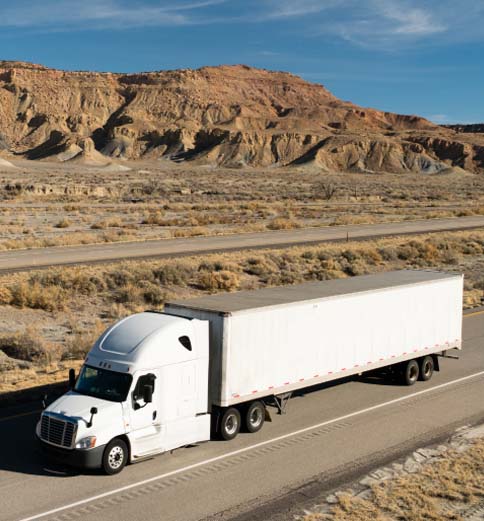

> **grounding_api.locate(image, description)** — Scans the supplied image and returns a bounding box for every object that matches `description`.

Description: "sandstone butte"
[0,60,483,174]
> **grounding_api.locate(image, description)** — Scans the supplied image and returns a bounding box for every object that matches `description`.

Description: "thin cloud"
[1,0,483,49]
[0,0,227,29]
[261,0,344,19]
[374,0,446,36]
[326,0,448,48]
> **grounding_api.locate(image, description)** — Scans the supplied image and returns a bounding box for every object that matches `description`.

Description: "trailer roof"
[166,269,461,314]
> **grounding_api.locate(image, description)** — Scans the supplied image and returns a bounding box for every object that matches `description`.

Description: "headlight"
[76,436,97,450]
[35,420,41,438]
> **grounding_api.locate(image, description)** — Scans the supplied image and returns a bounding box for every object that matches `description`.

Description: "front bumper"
[38,437,105,469]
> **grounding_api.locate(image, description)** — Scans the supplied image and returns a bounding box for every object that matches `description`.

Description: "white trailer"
[165,269,463,408]
[37,270,463,474]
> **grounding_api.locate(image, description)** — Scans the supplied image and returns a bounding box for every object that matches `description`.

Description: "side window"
[179,336,192,351]
[132,373,156,403]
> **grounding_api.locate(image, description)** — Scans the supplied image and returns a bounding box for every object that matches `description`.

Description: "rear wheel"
[220,407,241,441]
[102,438,128,475]
[419,356,434,381]
[401,359,419,386]
[244,401,265,433]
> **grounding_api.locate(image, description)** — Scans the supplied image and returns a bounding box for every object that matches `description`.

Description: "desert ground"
[0,160,483,251]
[301,424,484,521]
[0,160,483,394]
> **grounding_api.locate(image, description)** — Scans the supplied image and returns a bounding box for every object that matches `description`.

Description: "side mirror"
[87,406,98,428]
[68,368,76,389]
[143,385,153,404]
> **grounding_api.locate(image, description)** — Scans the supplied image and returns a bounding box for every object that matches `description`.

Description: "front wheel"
[102,438,128,475]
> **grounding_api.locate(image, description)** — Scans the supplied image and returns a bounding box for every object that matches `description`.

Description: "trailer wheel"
[244,401,265,433]
[401,359,419,386]
[102,438,128,475]
[220,407,241,441]
[419,356,434,381]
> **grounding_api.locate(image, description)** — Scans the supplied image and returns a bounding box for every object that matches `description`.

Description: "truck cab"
[37,312,210,474]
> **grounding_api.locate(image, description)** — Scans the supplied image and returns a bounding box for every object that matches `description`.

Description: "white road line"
[19,369,484,521]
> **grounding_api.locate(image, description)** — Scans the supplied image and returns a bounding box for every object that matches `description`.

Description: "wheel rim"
[249,407,262,428]
[423,360,432,377]
[108,446,124,469]
[409,365,418,381]
[225,413,238,436]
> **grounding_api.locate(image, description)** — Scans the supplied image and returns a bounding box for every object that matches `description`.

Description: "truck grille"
[40,414,76,448]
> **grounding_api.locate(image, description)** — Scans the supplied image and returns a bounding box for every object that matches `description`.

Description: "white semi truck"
[37,270,463,474]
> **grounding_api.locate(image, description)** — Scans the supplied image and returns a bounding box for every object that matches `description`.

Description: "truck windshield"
[75,365,132,402]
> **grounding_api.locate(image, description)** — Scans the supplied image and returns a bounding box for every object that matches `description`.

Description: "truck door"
[129,371,162,457]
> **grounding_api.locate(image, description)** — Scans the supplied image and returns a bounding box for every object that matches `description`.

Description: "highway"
[0,309,483,521]
[0,216,483,272]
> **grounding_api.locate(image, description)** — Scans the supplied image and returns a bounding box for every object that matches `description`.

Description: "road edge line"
[18,369,484,521]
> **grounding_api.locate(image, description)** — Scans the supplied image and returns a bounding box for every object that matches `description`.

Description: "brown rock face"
[0,61,483,173]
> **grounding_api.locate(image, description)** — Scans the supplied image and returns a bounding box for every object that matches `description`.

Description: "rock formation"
[0,60,483,173]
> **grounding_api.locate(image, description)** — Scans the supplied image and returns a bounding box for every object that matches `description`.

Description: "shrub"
[172,227,209,237]
[266,218,300,230]
[0,286,13,305]
[0,327,60,364]
[141,210,166,225]
[243,256,279,279]
[10,282,67,311]
[90,221,106,230]
[32,269,106,295]
[63,320,106,360]
[115,283,144,304]
[140,282,166,306]
[153,264,195,286]
[197,270,241,292]
[55,218,71,229]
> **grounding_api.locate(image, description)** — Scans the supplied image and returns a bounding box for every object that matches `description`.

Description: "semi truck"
[37,270,463,474]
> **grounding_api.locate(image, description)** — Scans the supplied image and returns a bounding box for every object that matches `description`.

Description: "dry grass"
[0,229,139,251]
[266,217,301,230]
[197,270,241,292]
[0,360,84,394]
[1,164,484,250]
[0,326,59,364]
[54,217,71,228]
[305,439,484,521]
[3,230,483,314]
[63,320,106,360]
[0,229,482,393]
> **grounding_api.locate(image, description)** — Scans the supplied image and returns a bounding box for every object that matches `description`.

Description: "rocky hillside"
[1,61,483,173]
[445,124,484,134]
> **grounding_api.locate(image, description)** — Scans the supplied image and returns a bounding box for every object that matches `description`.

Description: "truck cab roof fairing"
[91,312,197,368]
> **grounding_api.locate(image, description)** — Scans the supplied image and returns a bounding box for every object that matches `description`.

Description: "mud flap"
[264,407,273,422]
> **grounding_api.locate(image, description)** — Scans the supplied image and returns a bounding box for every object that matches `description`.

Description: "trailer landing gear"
[272,392,292,415]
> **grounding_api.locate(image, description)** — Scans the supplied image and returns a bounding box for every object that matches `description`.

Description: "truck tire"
[401,359,419,386]
[244,401,265,433]
[102,438,128,475]
[220,407,241,441]
[419,356,434,381]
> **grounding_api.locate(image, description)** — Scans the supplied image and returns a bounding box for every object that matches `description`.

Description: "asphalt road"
[0,309,483,521]
[0,216,483,272]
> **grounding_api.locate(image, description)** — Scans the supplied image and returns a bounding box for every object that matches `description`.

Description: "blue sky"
[1,0,483,123]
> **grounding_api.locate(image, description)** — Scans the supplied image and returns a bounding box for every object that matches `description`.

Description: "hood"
[45,391,126,441]
[47,391,121,420]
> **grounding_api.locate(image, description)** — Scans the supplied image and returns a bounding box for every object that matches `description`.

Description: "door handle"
[152,410,157,421]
